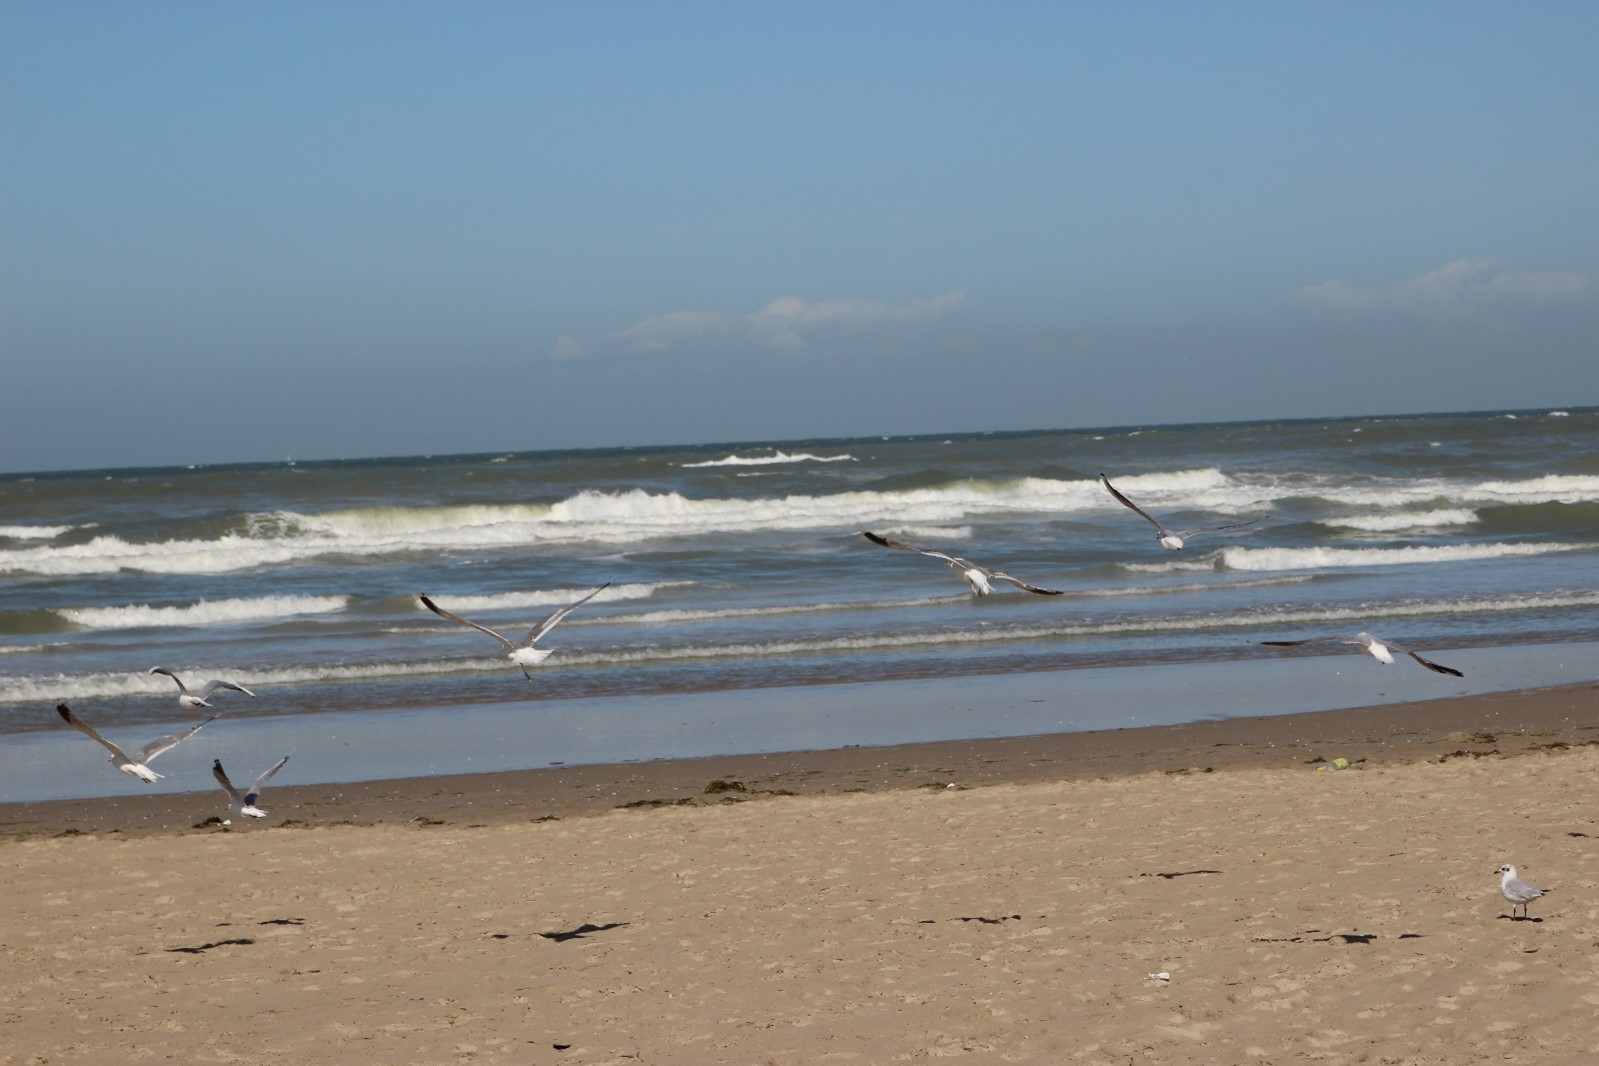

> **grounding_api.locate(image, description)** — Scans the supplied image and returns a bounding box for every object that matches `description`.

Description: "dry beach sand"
[3,682,1597,1064]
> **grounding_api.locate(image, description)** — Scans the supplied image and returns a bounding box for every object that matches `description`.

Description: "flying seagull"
[213,755,290,820]
[1497,864,1549,921]
[56,702,219,784]
[1098,473,1268,550]
[418,583,611,680]
[861,532,1063,596]
[148,667,255,710]
[1258,632,1464,676]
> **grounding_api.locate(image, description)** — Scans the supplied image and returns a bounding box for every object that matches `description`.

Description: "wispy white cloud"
[552,291,973,359]
[1288,259,1594,321]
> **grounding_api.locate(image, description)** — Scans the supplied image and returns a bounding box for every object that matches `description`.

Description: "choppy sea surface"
[3,407,1596,801]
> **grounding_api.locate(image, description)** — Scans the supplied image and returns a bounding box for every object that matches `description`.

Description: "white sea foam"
[610,594,966,626]
[54,595,351,630]
[1315,474,1599,509]
[607,576,1314,625]
[680,450,857,468]
[10,589,1594,705]
[549,590,1599,666]
[1320,509,1478,532]
[0,524,76,539]
[2,468,1591,578]
[1222,541,1593,572]
[1119,558,1220,574]
[0,658,492,705]
[0,533,314,576]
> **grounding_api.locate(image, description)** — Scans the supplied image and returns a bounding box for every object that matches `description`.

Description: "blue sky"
[3,2,1595,472]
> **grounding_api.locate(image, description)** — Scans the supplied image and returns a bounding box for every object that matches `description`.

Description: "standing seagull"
[1497,864,1549,920]
[861,532,1063,596]
[1099,473,1268,550]
[1258,632,1464,676]
[213,755,290,820]
[56,702,219,784]
[418,583,611,680]
[148,667,255,710]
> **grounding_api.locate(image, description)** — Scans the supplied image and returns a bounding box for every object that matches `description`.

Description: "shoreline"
[6,679,1594,840]
[6,682,1597,1063]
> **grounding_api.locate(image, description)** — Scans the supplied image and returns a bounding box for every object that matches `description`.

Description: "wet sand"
[3,682,1596,1063]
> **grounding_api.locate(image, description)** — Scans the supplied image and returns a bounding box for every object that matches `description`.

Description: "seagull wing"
[862,531,959,565]
[526,582,611,645]
[1258,636,1371,654]
[148,666,187,693]
[132,714,219,764]
[212,759,244,802]
[1098,475,1171,535]
[418,595,514,652]
[1505,876,1544,901]
[195,679,256,700]
[989,571,1065,596]
[57,704,132,762]
[1170,514,1270,539]
[1382,640,1465,677]
[245,755,291,804]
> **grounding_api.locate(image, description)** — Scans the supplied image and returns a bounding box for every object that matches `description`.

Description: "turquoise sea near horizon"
[3,407,1596,802]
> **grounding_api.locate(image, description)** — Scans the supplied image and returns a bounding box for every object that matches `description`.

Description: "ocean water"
[3,407,1597,799]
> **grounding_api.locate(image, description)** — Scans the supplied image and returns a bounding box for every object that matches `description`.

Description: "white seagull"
[1258,632,1464,676]
[149,667,256,710]
[1497,864,1549,920]
[861,532,1064,596]
[418,583,611,680]
[56,702,219,784]
[213,755,290,819]
[1099,473,1268,551]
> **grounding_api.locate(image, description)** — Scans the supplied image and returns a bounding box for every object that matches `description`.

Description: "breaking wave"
[680,450,857,468]
[7,589,1594,705]
[1319,510,1478,532]
[2,468,1594,578]
[54,595,351,630]
[1222,541,1594,572]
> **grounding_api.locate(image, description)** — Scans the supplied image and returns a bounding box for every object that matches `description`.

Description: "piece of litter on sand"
[1147,971,1171,981]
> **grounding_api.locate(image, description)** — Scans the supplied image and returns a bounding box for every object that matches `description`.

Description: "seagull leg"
[521,665,533,682]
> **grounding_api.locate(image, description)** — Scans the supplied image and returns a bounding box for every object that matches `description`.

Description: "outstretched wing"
[148,666,187,692]
[195,679,256,700]
[989,571,1065,596]
[133,714,219,764]
[212,759,243,801]
[527,582,611,644]
[1099,475,1170,534]
[57,703,131,762]
[862,531,958,565]
[1383,641,1464,677]
[418,595,514,651]
[246,755,291,803]
[1170,515,1269,539]
[1259,636,1362,649]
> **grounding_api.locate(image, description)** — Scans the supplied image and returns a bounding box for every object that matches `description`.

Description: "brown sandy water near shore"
[2,682,1596,1064]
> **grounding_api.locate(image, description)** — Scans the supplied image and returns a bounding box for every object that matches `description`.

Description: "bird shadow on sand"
[1142,869,1223,880]
[1497,914,1545,923]
[165,938,257,954]
[489,922,630,943]
[1252,931,1422,945]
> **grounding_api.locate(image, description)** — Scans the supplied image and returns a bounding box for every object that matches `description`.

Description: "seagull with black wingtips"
[1099,473,1268,551]
[418,583,611,680]
[861,532,1063,596]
